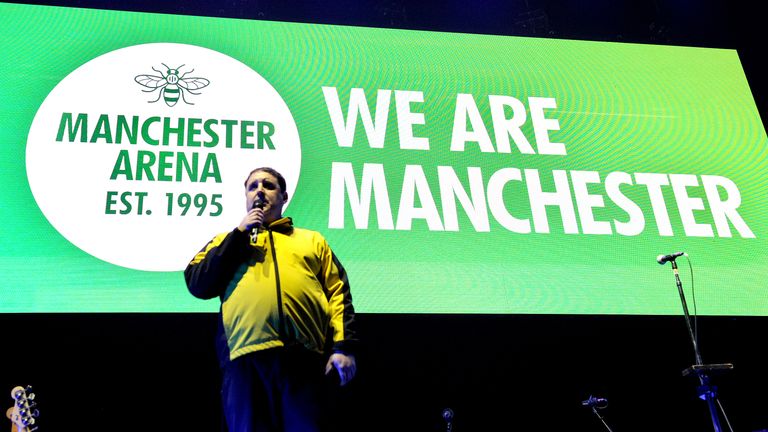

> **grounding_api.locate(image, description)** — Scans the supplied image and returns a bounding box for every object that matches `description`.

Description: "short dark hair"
[244,167,287,193]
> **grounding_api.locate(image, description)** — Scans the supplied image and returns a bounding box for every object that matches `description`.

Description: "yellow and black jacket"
[185,217,357,362]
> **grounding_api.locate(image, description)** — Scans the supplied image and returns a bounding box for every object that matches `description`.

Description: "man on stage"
[185,167,358,432]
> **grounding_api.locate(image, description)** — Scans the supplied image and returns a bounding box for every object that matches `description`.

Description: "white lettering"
[396,165,444,231]
[571,170,611,235]
[635,173,673,236]
[528,97,565,155]
[525,169,578,234]
[395,90,429,150]
[605,172,644,236]
[670,174,713,237]
[487,168,530,233]
[328,162,394,229]
[438,166,490,232]
[488,95,534,154]
[702,175,755,238]
[450,93,494,153]
[322,87,391,148]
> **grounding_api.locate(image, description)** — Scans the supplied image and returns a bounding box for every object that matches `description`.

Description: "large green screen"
[1,3,766,314]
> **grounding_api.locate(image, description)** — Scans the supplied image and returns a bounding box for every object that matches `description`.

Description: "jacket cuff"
[332,340,359,356]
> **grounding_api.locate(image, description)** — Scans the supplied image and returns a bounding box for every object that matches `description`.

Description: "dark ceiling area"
[9,0,766,121]
[6,0,758,46]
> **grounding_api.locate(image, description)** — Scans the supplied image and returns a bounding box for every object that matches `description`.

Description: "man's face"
[245,170,287,224]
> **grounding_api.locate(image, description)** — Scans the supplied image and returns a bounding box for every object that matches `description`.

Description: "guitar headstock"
[6,386,38,432]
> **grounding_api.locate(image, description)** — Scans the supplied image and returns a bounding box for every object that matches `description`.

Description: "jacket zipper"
[267,229,287,341]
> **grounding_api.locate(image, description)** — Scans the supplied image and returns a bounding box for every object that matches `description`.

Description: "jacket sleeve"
[185,228,252,300]
[320,240,359,355]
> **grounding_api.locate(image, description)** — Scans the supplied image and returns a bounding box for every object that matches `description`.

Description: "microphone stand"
[590,406,614,432]
[667,258,732,432]
[582,396,614,432]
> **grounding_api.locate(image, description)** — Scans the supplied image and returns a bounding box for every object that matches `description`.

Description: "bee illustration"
[134,63,211,107]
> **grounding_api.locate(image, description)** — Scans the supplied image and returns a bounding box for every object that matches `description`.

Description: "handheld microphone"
[581,396,608,409]
[656,251,686,265]
[250,191,266,238]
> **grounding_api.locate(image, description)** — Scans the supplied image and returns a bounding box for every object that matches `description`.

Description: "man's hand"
[325,353,357,386]
[238,208,264,232]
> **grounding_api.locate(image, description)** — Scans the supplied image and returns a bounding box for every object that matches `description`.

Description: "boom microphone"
[581,396,608,409]
[656,252,686,265]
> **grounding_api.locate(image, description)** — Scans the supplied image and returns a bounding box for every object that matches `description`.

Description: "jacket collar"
[266,217,294,234]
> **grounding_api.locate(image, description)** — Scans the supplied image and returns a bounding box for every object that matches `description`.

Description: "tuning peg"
[19,407,39,416]
[11,386,25,400]
[26,392,35,401]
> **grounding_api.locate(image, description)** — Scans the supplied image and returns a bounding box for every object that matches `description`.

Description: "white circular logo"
[27,43,301,271]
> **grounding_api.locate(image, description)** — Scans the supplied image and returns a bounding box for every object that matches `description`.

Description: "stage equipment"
[581,395,614,432]
[660,253,734,432]
[442,407,454,432]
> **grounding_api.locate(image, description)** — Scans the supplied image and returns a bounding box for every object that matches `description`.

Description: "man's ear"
[282,192,289,201]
